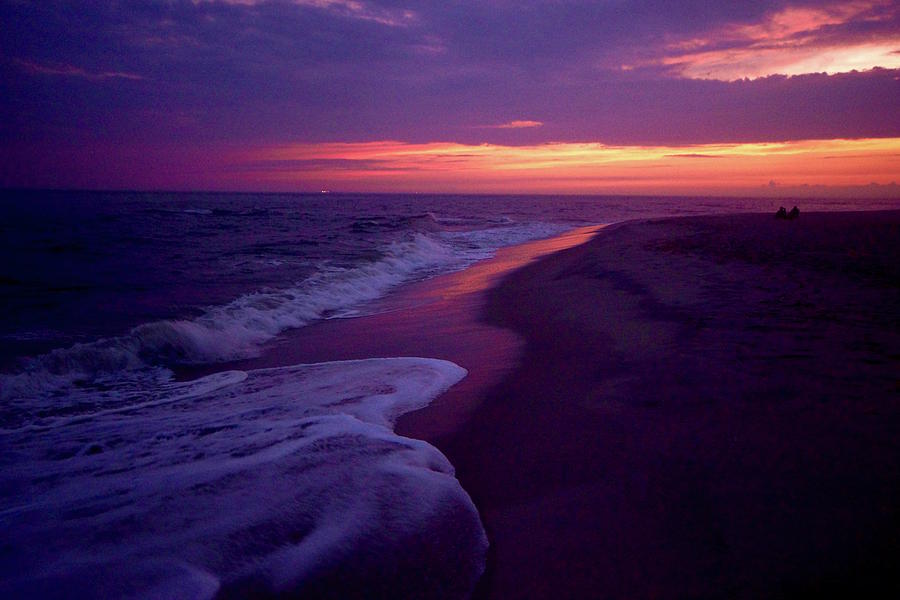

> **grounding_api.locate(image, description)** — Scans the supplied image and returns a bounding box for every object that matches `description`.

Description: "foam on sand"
[0,358,486,599]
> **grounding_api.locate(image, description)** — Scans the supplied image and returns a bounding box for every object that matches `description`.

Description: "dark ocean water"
[7,190,896,374]
[2,190,898,598]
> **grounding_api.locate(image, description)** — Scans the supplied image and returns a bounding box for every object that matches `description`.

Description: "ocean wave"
[0,358,487,599]
[2,222,570,400]
[445,221,569,250]
[1,233,450,398]
[350,211,443,234]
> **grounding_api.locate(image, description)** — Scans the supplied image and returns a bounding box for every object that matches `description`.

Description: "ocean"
[2,190,898,598]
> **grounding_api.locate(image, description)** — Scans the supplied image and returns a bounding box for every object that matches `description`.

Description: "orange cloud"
[659,1,900,79]
[237,138,900,196]
[490,120,544,129]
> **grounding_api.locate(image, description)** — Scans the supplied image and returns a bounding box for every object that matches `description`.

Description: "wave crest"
[3,223,569,400]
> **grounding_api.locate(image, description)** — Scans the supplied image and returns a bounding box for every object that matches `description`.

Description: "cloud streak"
[14,59,144,81]
[487,120,544,129]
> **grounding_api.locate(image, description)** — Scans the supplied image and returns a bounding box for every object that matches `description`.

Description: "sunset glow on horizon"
[237,138,900,196]
[2,0,899,195]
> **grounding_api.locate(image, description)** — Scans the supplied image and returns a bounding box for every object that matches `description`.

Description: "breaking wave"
[2,223,569,400]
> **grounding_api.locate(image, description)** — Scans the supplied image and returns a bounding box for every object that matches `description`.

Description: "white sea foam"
[2,222,569,400]
[0,357,485,599]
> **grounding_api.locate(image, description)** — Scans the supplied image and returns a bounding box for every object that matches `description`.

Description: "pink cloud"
[489,120,544,129]
[656,1,900,80]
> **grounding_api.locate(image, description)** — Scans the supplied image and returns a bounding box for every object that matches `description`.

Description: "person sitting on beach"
[775,206,787,219]
[788,206,799,219]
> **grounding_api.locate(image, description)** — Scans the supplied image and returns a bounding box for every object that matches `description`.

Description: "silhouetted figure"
[788,206,799,220]
[775,206,787,219]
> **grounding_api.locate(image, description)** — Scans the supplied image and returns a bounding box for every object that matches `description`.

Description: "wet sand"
[185,225,603,440]
[425,211,900,599]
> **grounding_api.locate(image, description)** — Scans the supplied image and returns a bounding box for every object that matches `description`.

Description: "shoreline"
[182,225,603,441]
[427,210,900,598]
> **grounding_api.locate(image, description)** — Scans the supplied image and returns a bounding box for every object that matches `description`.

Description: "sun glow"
[240,138,900,195]
[670,42,900,80]
[659,1,900,79]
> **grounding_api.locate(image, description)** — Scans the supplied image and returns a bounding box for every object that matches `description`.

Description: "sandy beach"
[403,210,900,598]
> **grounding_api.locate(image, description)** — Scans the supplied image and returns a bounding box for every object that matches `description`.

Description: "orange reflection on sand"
[432,226,605,298]
[360,224,603,338]
[242,138,900,196]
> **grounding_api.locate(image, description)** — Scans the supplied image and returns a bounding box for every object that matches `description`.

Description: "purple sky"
[1,0,899,191]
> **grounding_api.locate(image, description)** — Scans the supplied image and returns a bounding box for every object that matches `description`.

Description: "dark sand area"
[421,211,900,599]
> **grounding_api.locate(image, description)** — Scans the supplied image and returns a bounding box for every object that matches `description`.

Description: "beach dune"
[423,211,900,598]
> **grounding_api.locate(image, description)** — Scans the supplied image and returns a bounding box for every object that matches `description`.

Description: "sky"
[1,0,899,196]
